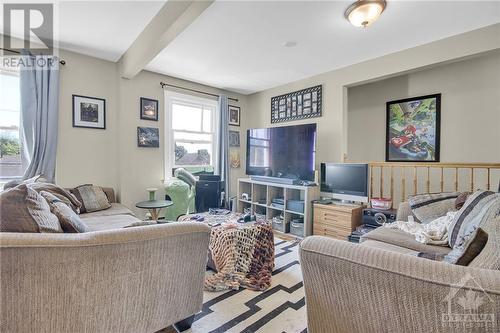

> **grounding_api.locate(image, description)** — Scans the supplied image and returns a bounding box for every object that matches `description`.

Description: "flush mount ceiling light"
[345,0,386,28]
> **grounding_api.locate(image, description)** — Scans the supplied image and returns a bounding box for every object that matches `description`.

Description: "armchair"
[164,168,197,221]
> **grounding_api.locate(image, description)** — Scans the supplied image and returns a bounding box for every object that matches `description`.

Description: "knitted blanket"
[179,213,275,291]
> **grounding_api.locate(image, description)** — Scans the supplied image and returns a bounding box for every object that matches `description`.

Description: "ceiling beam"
[118,0,214,79]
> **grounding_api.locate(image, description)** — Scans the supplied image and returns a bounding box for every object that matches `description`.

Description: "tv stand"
[237,178,319,237]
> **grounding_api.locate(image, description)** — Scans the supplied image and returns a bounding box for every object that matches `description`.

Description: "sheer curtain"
[19,52,60,182]
[216,95,229,207]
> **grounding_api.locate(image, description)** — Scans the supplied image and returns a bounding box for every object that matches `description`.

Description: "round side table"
[135,200,173,221]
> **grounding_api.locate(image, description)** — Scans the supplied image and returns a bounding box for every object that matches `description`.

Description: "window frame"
[0,68,23,183]
[164,91,219,177]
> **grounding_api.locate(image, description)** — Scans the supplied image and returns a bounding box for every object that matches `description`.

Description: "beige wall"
[117,70,246,216]
[55,50,247,217]
[56,50,119,188]
[245,24,500,171]
[348,50,500,163]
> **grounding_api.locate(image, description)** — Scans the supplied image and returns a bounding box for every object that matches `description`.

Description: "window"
[165,91,218,176]
[0,68,23,180]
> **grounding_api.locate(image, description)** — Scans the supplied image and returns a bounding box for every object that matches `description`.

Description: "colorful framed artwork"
[386,94,441,162]
[72,95,106,129]
[228,105,240,126]
[140,97,158,121]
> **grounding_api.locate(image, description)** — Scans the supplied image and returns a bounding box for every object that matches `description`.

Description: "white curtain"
[216,95,229,207]
[19,52,60,182]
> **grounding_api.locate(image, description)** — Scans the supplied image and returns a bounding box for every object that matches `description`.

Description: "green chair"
[164,168,196,221]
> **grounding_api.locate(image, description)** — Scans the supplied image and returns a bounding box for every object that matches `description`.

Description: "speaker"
[195,176,221,212]
[362,208,397,227]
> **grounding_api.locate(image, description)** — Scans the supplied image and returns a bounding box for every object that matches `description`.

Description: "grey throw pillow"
[40,191,90,233]
[71,184,111,213]
[0,185,62,233]
[408,192,460,223]
[444,227,488,266]
[448,190,500,248]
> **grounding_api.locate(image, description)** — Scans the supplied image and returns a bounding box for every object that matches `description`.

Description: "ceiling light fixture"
[345,0,386,28]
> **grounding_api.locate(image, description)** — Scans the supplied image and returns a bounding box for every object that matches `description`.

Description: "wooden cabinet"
[313,203,364,240]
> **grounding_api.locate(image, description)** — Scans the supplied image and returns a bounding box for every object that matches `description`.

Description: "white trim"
[164,90,218,179]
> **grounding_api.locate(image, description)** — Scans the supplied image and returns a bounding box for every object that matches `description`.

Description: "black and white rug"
[186,238,307,333]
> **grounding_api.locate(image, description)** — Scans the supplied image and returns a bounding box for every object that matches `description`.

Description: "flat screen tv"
[320,163,369,203]
[246,123,316,181]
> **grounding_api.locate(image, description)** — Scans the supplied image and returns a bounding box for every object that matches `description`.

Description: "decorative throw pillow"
[40,191,90,233]
[408,192,461,223]
[444,227,488,266]
[0,185,62,233]
[448,190,500,248]
[71,184,111,213]
[28,182,82,213]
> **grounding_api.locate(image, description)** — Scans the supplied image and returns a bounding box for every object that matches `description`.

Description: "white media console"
[237,178,320,237]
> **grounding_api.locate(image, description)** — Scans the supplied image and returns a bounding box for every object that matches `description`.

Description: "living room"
[1,1,499,333]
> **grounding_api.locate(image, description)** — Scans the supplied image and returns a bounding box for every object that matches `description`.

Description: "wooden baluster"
[413,167,417,195]
[487,168,491,191]
[440,168,444,192]
[390,166,394,202]
[470,168,474,192]
[426,167,430,193]
[380,166,384,198]
[370,165,374,200]
[401,167,406,203]
[455,168,459,191]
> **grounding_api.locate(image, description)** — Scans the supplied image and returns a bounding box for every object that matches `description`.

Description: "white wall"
[55,50,247,217]
[245,24,500,170]
[347,50,500,163]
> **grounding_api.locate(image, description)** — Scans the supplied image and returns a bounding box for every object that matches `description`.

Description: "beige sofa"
[299,204,500,333]
[0,187,211,333]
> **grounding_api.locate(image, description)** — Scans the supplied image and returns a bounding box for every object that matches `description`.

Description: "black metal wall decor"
[271,85,322,123]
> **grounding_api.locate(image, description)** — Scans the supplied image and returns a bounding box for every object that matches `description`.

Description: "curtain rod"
[0,48,66,65]
[160,81,238,102]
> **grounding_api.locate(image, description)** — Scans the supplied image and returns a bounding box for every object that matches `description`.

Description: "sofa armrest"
[299,236,500,333]
[0,223,211,332]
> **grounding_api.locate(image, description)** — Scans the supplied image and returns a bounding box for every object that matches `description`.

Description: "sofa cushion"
[71,184,111,213]
[83,214,141,232]
[444,227,488,266]
[79,203,134,219]
[0,185,62,233]
[448,190,500,248]
[360,227,451,255]
[360,239,421,256]
[40,191,90,233]
[408,192,460,223]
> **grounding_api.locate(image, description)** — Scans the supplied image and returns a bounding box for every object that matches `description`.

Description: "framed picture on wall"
[140,97,159,121]
[228,105,240,126]
[386,94,441,162]
[137,127,159,148]
[229,130,240,147]
[72,95,106,129]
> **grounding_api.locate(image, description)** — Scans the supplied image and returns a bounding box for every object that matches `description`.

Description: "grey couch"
[0,187,211,333]
[299,203,500,333]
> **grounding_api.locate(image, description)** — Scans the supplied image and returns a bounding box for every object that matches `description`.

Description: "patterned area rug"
[183,237,307,333]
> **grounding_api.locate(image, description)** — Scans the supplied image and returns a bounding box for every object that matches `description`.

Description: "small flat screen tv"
[320,163,369,203]
[246,123,316,181]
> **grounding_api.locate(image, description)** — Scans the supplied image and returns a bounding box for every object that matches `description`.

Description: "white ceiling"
[2,1,165,62]
[2,1,499,94]
[146,0,500,94]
